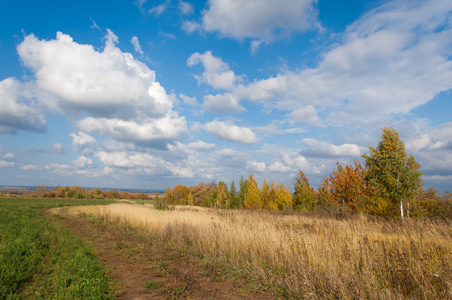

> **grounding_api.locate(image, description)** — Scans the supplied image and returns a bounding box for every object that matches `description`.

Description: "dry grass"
[67,203,452,299]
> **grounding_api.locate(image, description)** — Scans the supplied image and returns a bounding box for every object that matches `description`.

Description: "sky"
[0,0,452,192]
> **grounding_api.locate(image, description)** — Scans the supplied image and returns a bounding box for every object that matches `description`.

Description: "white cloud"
[288,105,324,127]
[52,143,65,154]
[247,160,266,172]
[72,155,93,169]
[179,93,198,105]
[17,30,169,118]
[187,51,239,90]
[101,166,114,175]
[182,20,201,33]
[90,19,100,30]
[149,0,170,16]
[70,131,96,146]
[269,161,291,173]
[195,0,452,128]
[201,0,320,42]
[178,1,194,15]
[166,163,194,178]
[17,30,186,147]
[0,78,46,134]
[0,160,14,167]
[300,139,361,158]
[131,36,144,55]
[203,93,244,113]
[250,40,263,56]
[77,114,186,147]
[203,120,257,144]
[186,141,216,151]
[96,151,158,168]
[21,164,42,171]
[403,121,452,179]
[3,153,15,160]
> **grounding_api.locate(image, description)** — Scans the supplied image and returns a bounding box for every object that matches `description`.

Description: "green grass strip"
[0,198,117,299]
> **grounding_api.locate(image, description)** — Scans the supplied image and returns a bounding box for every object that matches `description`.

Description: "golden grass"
[67,203,452,299]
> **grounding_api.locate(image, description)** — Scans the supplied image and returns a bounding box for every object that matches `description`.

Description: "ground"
[48,207,278,299]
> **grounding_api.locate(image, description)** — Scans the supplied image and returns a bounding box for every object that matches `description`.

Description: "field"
[2,198,452,299]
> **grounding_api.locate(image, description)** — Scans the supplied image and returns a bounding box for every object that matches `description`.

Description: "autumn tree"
[329,161,367,213]
[216,181,229,208]
[276,182,292,210]
[292,170,316,211]
[261,179,271,209]
[244,173,262,209]
[362,127,423,219]
[317,177,336,212]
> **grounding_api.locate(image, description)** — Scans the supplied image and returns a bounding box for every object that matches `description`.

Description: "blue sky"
[1,0,452,192]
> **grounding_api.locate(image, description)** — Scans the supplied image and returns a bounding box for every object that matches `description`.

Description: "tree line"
[25,185,150,200]
[163,128,452,219]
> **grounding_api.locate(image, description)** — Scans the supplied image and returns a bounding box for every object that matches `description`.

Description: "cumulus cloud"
[404,121,452,178]
[288,105,324,127]
[72,155,93,169]
[203,120,257,144]
[17,30,186,147]
[247,160,266,172]
[179,94,198,106]
[96,151,158,168]
[269,161,291,173]
[201,0,320,42]
[17,30,167,117]
[203,93,244,113]
[300,139,361,158]
[165,163,194,178]
[0,78,46,134]
[101,166,114,175]
[77,114,187,147]
[187,51,239,90]
[70,131,96,146]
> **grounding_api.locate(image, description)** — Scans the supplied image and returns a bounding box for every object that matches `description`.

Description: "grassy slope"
[0,198,117,299]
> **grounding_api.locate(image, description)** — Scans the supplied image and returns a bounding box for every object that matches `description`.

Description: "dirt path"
[47,208,278,300]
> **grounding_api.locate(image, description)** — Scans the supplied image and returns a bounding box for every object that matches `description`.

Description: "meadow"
[2,197,452,299]
[0,198,117,299]
[66,202,452,299]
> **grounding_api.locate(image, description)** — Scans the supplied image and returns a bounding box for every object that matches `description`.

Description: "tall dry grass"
[68,204,452,299]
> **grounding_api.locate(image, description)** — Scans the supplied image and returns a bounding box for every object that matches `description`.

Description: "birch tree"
[362,127,423,219]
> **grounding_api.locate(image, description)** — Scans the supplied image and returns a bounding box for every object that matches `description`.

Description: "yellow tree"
[276,182,292,210]
[244,173,262,209]
[187,190,194,205]
[266,181,279,210]
[217,181,229,208]
[261,179,271,209]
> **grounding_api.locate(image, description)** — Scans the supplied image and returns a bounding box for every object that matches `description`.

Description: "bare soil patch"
[47,207,278,299]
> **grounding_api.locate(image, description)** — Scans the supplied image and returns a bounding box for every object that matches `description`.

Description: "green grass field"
[0,198,117,299]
